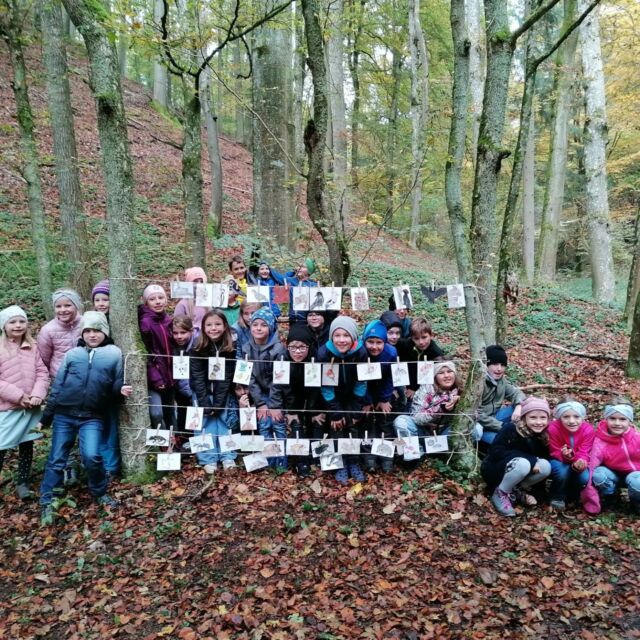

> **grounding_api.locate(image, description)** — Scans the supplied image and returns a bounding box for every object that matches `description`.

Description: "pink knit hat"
[184,267,207,283]
[520,396,550,417]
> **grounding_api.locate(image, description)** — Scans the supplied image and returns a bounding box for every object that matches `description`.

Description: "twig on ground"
[534,340,624,362]
[520,383,618,394]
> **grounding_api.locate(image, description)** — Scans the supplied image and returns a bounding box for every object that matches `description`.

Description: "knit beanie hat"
[91,279,110,300]
[520,396,551,417]
[304,258,316,275]
[142,284,166,302]
[554,401,587,419]
[380,310,403,330]
[287,323,313,346]
[329,316,358,343]
[81,311,110,337]
[53,288,83,313]
[250,307,276,333]
[486,344,508,367]
[363,320,388,343]
[184,267,207,283]
[0,305,27,332]
[603,403,634,423]
[434,360,457,376]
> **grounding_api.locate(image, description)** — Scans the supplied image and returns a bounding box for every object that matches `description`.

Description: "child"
[306,310,330,357]
[223,277,242,326]
[379,311,403,348]
[285,260,318,324]
[584,402,640,514]
[387,295,411,338]
[475,345,525,445]
[0,306,49,500]
[232,301,261,358]
[92,280,110,316]
[548,400,595,510]
[39,312,132,523]
[171,315,195,435]
[361,320,397,473]
[174,267,209,332]
[481,396,552,517]
[189,309,236,473]
[138,284,175,430]
[317,316,368,484]
[253,260,285,317]
[227,255,257,301]
[241,308,288,470]
[277,323,325,477]
[394,361,461,453]
[37,288,84,378]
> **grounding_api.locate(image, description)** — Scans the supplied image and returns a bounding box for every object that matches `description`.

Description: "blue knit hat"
[363,320,388,343]
[250,307,276,333]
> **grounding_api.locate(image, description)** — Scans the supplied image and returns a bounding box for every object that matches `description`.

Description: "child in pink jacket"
[548,400,595,510]
[585,402,640,514]
[0,306,50,500]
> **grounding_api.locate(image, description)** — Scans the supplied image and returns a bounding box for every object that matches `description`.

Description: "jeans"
[394,415,426,453]
[196,409,237,466]
[476,406,514,444]
[40,415,107,505]
[592,466,640,505]
[148,388,176,430]
[549,459,589,501]
[101,408,121,474]
[258,416,287,469]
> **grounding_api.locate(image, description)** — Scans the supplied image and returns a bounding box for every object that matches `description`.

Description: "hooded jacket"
[548,419,595,465]
[241,333,287,409]
[0,341,50,411]
[189,339,235,416]
[589,420,640,475]
[37,316,83,378]
[138,304,174,391]
[477,374,525,432]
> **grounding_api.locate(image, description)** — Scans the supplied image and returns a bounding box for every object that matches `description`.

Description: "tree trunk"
[626,281,640,378]
[292,1,306,217]
[301,0,350,285]
[61,0,149,476]
[579,1,614,303]
[1,6,54,318]
[537,0,578,281]
[233,41,250,147]
[39,0,92,303]
[385,47,402,221]
[623,205,640,328]
[202,66,223,238]
[408,0,429,248]
[522,113,536,284]
[347,0,365,187]
[466,0,485,161]
[152,0,168,106]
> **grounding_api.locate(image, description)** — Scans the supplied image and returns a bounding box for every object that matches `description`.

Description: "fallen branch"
[520,383,618,395]
[188,477,215,502]
[149,132,183,150]
[534,340,624,362]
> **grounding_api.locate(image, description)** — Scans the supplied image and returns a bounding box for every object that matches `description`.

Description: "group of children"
[0,255,639,523]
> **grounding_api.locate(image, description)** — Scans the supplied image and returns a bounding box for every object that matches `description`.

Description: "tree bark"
[385,47,402,221]
[1,3,54,318]
[522,112,536,284]
[579,1,614,303]
[466,0,485,161]
[623,205,640,328]
[152,0,168,106]
[61,0,149,475]
[202,66,223,238]
[347,0,365,187]
[39,0,92,302]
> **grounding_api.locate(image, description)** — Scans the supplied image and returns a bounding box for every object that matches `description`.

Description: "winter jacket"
[232,321,252,359]
[548,419,595,465]
[396,338,445,391]
[317,340,368,422]
[241,334,287,409]
[277,354,323,415]
[223,303,240,327]
[0,341,50,411]
[589,420,640,475]
[138,304,173,391]
[171,334,196,398]
[363,343,397,405]
[174,298,208,333]
[481,422,549,490]
[189,340,235,416]
[410,383,459,431]
[40,344,124,427]
[308,324,330,358]
[37,316,83,378]
[477,374,525,433]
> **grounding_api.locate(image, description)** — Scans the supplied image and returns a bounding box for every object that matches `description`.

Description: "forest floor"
[1,45,640,640]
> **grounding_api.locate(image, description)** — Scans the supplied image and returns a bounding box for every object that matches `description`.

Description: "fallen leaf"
[382,503,396,514]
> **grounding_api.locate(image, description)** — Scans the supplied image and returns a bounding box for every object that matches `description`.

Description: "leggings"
[0,441,34,484]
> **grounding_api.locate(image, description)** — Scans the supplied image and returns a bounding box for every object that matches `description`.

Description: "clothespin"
[357,280,361,288]
[431,280,435,291]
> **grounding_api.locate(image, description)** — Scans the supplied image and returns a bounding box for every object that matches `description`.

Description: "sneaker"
[96,494,120,508]
[222,459,237,471]
[203,463,218,474]
[335,468,349,485]
[550,499,566,511]
[16,484,35,501]
[63,467,79,487]
[491,488,516,517]
[40,505,55,526]
[297,464,311,478]
[348,464,366,483]
[364,458,377,473]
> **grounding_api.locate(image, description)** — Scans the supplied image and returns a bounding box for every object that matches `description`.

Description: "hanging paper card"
[308,289,325,312]
[243,452,269,472]
[262,439,285,458]
[321,287,342,311]
[145,429,171,447]
[185,406,204,431]
[208,356,226,381]
[233,359,254,385]
[305,361,321,387]
[286,438,310,456]
[447,284,466,308]
[311,438,334,458]
[393,285,413,310]
[417,360,435,385]
[424,435,449,454]
[357,361,382,381]
[292,287,310,311]
[240,407,257,432]
[350,287,369,311]
[194,283,214,307]
[391,362,410,387]
[212,283,229,308]
[273,285,289,304]
[321,363,339,386]
[320,453,344,471]
[188,433,214,453]
[337,438,361,455]
[173,353,189,380]
[272,359,290,385]
[157,453,181,471]
[371,438,395,458]
[219,432,241,453]
[171,281,193,299]
[400,436,421,461]
[240,435,265,451]
[247,286,270,304]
